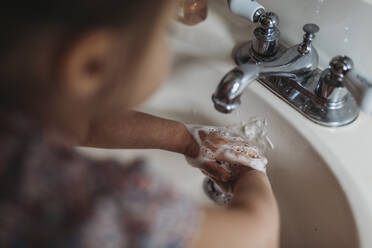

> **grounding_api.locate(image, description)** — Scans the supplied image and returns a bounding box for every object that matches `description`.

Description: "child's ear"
[59,30,117,99]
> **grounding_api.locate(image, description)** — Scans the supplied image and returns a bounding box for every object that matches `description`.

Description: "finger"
[198,130,207,140]
[203,163,252,187]
[200,169,220,182]
[229,144,261,157]
[207,134,227,146]
[199,131,229,152]
[203,161,231,182]
[216,148,267,168]
[202,136,227,153]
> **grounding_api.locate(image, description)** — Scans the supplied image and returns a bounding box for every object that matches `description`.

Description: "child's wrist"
[182,124,200,158]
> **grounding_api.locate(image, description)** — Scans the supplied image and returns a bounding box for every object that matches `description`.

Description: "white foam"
[185,118,273,174]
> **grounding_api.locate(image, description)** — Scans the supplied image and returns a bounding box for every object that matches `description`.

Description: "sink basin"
[77,1,366,244]
[81,47,358,247]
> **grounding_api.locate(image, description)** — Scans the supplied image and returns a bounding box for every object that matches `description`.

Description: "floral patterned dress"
[0,114,200,248]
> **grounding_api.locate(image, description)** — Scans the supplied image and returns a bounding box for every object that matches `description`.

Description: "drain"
[203,177,233,206]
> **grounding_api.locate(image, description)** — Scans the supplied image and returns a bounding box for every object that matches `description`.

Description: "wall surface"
[212,0,372,75]
[254,0,372,74]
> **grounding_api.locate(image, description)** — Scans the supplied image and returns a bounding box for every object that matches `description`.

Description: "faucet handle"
[298,23,320,55]
[303,23,320,36]
[228,0,265,22]
[329,56,372,114]
[258,12,280,30]
[328,56,353,81]
[252,11,280,58]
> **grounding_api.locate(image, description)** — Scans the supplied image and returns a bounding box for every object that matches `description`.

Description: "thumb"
[202,161,231,182]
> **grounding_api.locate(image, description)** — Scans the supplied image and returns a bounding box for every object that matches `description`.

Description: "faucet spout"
[213,44,319,113]
[212,64,260,113]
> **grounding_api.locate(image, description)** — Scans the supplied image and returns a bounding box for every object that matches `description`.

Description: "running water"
[313,0,325,21]
[342,17,351,51]
[343,26,350,43]
[185,118,273,173]
[235,109,242,121]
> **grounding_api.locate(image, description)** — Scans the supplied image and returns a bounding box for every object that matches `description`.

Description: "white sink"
[81,48,358,247]
[79,2,372,246]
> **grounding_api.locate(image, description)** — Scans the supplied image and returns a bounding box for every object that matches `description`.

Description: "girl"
[0,1,279,247]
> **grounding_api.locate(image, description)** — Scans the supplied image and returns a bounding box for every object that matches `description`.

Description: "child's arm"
[83,111,279,247]
[188,170,280,248]
[82,110,267,182]
[82,111,199,157]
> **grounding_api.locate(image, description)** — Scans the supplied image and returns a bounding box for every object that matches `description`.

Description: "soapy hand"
[199,130,256,181]
[185,126,268,183]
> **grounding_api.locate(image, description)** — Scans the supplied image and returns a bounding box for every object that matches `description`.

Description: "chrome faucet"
[213,3,372,127]
[213,24,320,114]
[317,56,372,114]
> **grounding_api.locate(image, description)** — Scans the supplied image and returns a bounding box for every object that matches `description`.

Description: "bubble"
[184,119,273,173]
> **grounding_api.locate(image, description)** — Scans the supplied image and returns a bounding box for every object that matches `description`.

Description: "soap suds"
[185,118,273,174]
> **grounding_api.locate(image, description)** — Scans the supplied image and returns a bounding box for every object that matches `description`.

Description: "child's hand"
[208,163,254,194]
[185,129,267,183]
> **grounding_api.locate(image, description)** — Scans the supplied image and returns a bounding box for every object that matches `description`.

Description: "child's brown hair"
[0,1,169,112]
